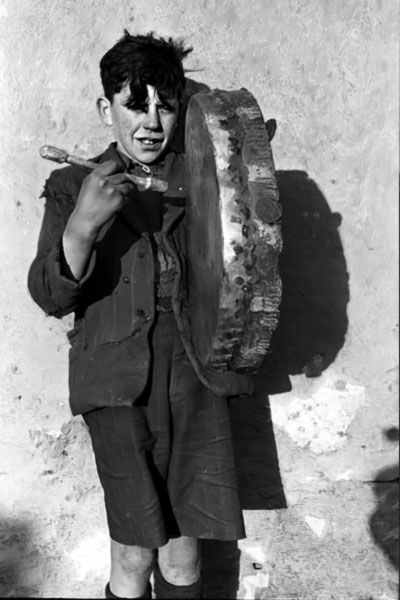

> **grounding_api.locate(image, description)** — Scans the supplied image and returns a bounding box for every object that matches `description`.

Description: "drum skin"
[185,88,282,372]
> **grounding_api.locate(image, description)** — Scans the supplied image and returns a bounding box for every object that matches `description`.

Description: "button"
[138,251,146,258]
[136,308,145,317]
[123,276,130,283]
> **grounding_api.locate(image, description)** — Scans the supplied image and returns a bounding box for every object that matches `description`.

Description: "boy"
[28,31,253,599]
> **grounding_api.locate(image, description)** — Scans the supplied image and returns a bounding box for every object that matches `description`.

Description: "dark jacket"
[28,143,253,415]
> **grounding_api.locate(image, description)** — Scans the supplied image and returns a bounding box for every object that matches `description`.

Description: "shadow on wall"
[202,172,350,598]
[231,168,349,508]
[212,169,349,597]
[0,518,36,597]
[369,428,399,573]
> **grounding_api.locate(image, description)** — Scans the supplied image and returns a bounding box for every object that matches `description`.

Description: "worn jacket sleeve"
[27,170,96,318]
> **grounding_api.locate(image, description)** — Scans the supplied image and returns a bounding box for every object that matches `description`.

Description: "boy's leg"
[109,540,154,598]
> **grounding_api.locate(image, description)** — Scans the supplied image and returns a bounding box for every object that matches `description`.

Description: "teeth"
[140,139,160,145]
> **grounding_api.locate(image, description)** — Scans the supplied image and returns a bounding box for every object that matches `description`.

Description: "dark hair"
[100,30,193,107]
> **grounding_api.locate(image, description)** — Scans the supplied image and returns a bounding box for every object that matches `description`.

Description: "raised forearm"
[28,178,97,318]
[62,159,135,279]
[29,160,134,317]
[62,213,98,281]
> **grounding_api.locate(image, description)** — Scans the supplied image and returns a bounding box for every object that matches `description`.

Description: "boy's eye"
[158,103,176,113]
[123,101,145,112]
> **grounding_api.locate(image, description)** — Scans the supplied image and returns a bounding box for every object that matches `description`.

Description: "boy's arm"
[62,214,98,282]
[28,160,134,318]
[27,173,97,318]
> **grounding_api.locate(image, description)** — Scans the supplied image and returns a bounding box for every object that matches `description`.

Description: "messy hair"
[100,30,193,107]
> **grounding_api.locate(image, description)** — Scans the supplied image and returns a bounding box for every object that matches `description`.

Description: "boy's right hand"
[69,160,135,239]
[62,161,135,280]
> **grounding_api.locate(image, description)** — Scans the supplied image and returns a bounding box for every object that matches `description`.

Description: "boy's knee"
[111,540,154,576]
[158,537,201,585]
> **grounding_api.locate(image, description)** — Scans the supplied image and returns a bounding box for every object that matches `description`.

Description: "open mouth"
[136,138,163,150]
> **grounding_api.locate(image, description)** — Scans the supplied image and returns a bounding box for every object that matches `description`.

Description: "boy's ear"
[97,96,113,127]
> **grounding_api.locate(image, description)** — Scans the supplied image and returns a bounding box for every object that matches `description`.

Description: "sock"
[105,581,152,599]
[154,563,203,599]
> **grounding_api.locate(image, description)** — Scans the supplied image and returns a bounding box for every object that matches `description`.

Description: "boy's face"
[98,84,179,165]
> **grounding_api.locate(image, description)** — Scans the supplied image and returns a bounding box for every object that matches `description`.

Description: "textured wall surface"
[0,0,398,598]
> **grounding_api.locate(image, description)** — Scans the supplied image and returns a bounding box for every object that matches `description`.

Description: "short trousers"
[83,310,245,548]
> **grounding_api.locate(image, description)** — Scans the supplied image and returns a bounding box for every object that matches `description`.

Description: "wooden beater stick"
[39,145,168,193]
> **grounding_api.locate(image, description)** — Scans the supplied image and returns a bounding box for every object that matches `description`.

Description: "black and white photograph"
[0,1,398,598]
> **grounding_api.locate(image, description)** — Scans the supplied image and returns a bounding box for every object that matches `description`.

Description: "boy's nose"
[143,108,161,130]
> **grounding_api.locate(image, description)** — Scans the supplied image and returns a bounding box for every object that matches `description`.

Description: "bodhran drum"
[185,88,282,373]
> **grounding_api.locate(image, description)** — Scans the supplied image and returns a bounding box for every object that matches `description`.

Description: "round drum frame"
[185,88,282,372]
